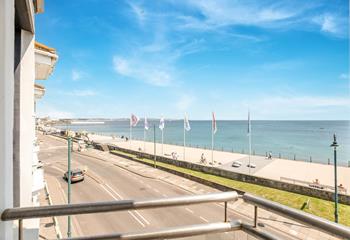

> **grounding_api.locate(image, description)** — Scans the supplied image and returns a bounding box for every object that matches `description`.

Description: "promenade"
[39,134,342,239]
[89,134,350,193]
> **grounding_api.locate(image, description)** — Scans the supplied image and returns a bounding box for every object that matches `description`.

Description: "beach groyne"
[106,143,350,205]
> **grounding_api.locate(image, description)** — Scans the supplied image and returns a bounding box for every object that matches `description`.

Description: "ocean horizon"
[56,120,350,166]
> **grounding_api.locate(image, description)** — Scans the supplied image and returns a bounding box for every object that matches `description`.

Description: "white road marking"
[100,184,146,227]
[134,210,150,225]
[51,166,66,174]
[153,188,160,193]
[185,208,194,214]
[104,185,150,225]
[105,184,124,199]
[53,178,83,236]
[199,216,209,222]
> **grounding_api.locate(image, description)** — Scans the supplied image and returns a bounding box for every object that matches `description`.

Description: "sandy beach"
[87,133,350,194]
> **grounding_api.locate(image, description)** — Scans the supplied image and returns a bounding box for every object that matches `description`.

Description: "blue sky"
[36,0,349,120]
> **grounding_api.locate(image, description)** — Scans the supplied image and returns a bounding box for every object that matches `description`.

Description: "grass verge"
[110,150,350,226]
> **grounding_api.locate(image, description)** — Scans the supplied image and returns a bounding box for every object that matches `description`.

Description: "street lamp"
[153,124,157,168]
[330,134,339,223]
[67,136,72,237]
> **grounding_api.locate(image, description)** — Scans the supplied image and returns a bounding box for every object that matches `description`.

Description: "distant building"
[0,0,58,239]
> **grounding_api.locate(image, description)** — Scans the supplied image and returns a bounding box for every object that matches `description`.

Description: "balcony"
[1,191,349,240]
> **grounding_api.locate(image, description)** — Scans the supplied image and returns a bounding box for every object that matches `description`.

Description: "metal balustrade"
[1,191,350,240]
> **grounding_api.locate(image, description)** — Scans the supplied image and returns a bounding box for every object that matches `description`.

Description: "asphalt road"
[38,134,298,240]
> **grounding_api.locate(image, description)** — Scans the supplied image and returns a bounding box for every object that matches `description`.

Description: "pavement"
[38,133,342,240]
[90,135,350,192]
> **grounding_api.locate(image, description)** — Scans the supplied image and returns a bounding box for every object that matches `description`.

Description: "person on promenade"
[267,151,272,160]
[171,152,178,160]
[200,153,206,164]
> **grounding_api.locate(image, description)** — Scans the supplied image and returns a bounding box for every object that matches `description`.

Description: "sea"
[56,120,350,166]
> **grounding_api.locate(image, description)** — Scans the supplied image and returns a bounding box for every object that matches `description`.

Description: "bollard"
[294,154,296,160]
[253,150,255,155]
[265,152,267,157]
[310,156,312,163]
[328,158,330,165]
[232,147,234,153]
[279,153,281,159]
[221,146,224,151]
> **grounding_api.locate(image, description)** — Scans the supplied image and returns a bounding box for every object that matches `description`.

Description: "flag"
[184,114,191,131]
[212,112,217,134]
[130,114,139,127]
[159,117,165,131]
[144,117,149,130]
[247,111,251,136]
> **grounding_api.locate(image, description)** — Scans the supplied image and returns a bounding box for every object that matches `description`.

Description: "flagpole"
[143,126,146,153]
[248,111,252,175]
[161,129,164,155]
[211,117,214,165]
[183,116,186,161]
[129,122,132,149]
[249,130,252,175]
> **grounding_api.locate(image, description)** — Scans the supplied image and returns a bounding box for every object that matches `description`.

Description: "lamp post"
[153,124,156,168]
[67,137,72,237]
[330,134,339,223]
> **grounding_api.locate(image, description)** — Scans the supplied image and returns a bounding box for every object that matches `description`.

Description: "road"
[38,134,304,240]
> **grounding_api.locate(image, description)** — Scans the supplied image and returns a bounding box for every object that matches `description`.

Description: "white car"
[232,161,242,168]
[247,163,257,168]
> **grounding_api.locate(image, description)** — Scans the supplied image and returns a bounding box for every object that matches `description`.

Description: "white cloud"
[113,57,130,75]
[71,69,86,81]
[61,89,98,97]
[113,56,172,87]
[128,2,146,24]
[179,1,308,30]
[259,60,302,71]
[171,1,347,38]
[244,96,350,119]
[37,104,74,119]
[176,94,196,111]
[312,14,347,37]
[339,73,349,80]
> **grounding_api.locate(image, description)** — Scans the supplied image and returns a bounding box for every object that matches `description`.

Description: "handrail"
[1,191,238,221]
[242,193,350,239]
[62,221,242,240]
[60,220,278,240]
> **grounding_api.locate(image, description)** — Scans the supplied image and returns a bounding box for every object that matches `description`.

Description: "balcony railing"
[1,191,350,240]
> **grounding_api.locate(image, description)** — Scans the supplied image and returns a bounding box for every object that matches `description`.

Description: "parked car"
[247,163,257,168]
[232,161,242,168]
[63,169,85,183]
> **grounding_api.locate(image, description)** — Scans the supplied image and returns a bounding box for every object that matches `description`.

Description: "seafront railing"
[2,191,350,240]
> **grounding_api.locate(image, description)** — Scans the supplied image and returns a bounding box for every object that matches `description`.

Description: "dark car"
[64,169,85,183]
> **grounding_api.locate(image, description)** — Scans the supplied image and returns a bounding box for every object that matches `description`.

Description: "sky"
[36,0,349,120]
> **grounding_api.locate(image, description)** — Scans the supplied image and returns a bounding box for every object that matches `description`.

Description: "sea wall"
[106,144,350,205]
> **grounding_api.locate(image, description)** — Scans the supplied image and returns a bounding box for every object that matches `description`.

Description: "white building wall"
[18,30,40,240]
[0,0,14,239]
[18,30,35,208]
